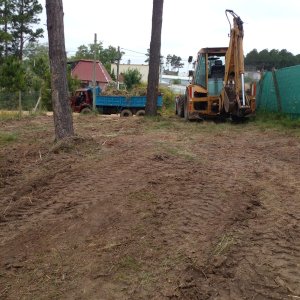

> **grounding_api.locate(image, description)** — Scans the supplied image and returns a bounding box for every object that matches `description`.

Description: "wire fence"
[0,91,41,112]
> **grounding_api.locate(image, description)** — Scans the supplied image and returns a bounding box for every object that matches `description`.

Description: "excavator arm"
[222,10,251,116]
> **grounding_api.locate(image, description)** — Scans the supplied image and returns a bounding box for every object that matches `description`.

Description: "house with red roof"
[71,59,112,90]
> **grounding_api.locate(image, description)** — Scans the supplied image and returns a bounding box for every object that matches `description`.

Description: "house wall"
[111,64,149,83]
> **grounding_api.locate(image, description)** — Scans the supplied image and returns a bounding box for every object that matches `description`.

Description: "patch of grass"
[0,132,18,144]
[118,256,140,271]
[128,190,157,203]
[155,141,196,161]
[254,111,300,131]
[212,234,234,256]
[0,111,22,121]
[0,110,46,121]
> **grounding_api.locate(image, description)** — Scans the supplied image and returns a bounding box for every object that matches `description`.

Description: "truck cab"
[70,87,100,113]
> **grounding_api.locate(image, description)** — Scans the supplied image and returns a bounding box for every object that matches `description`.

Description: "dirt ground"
[0,114,299,300]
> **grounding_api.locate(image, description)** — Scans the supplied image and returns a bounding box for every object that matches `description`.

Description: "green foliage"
[67,66,81,94]
[100,45,122,72]
[166,54,184,71]
[245,48,300,70]
[110,68,116,81]
[41,70,52,111]
[0,56,26,91]
[0,0,15,57]
[123,68,142,90]
[40,65,80,111]
[24,42,49,79]
[0,131,18,145]
[159,86,175,115]
[254,111,300,131]
[172,79,181,85]
[144,48,163,64]
[0,0,44,59]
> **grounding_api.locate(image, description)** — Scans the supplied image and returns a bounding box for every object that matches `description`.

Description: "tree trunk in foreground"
[146,0,164,116]
[46,0,74,140]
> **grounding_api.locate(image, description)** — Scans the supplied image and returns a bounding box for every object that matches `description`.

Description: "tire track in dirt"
[1,118,300,300]
[176,135,300,300]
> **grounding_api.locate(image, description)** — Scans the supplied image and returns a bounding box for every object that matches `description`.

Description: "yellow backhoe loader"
[176,10,255,121]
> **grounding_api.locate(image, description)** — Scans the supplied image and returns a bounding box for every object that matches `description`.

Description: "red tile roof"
[71,60,112,83]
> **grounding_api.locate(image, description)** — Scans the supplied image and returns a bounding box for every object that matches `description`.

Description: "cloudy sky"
[38,0,300,65]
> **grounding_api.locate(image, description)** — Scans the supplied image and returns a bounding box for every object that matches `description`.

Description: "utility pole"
[92,33,97,110]
[116,46,120,90]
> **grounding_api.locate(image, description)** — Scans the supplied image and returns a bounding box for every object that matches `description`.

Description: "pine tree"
[46,0,74,140]
[0,0,15,57]
[11,0,43,60]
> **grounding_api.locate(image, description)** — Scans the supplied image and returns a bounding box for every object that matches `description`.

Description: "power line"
[120,47,147,56]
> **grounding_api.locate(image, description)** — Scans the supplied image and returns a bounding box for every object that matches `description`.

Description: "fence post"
[33,89,42,113]
[18,90,22,116]
[271,69,282,113]
[39,89,42,111]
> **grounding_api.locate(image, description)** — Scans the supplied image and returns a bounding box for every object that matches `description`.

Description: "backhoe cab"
[176,10,255,121]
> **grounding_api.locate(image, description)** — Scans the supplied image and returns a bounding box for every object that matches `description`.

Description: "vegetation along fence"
[256,65,300,117]
[0,91,41,112]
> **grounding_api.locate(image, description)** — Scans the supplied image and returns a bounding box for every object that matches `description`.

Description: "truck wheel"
[136,110,145,117]
[120,109,133,117]
[81,107,92,114]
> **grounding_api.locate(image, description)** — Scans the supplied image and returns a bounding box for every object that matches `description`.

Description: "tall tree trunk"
[146,0,164,116]
[46,0,74,140]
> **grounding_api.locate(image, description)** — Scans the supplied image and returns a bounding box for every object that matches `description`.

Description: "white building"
[111,63,149,83]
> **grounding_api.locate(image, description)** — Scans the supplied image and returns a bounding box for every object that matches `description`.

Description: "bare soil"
[0,114,299,300]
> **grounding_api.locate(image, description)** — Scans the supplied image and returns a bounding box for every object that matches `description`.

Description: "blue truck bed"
[95,95,163,108]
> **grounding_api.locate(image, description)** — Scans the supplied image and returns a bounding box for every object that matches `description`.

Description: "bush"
[159,86,175,115]
[123,69,142,90]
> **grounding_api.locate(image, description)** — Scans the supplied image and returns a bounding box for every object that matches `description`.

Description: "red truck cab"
[70,88,93,113]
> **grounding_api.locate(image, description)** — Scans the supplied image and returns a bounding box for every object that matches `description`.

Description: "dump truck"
[176,10,255,121]
[70,87,163,116]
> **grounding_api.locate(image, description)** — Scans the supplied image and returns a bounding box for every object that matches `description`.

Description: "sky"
[38,0,300,67]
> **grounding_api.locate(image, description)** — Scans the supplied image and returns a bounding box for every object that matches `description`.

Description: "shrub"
[123,69,142,90]
[159,86,175,115]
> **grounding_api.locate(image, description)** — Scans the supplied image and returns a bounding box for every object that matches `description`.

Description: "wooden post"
[39,88,42,111]
[18,91,22,116]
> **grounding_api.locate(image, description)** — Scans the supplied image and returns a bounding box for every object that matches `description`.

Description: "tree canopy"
[0,0,43,60]
[165,54,184,71]
[245,48,300,70]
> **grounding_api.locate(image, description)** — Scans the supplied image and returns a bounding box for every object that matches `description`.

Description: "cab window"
[194,53,206,88]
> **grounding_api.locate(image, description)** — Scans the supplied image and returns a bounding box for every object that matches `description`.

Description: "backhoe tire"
[120,109,133,117]
[136,110,145,117]
[80,107,92,114]
[177,99,184,118]
[184,101,190,121]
